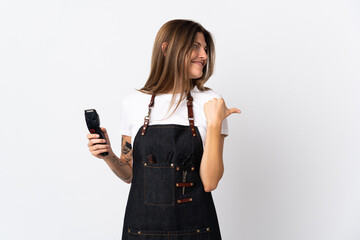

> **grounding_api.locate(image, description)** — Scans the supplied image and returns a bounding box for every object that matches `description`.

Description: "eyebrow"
[195,41,207,48]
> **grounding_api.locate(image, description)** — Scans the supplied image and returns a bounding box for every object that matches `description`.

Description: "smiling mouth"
[191,61,204,67]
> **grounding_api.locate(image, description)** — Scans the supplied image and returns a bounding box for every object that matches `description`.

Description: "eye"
[193,44,199,50]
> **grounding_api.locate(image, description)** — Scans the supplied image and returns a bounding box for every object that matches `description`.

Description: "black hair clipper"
[84,109,108,156]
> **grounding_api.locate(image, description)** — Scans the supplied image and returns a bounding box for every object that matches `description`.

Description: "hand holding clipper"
[85,109,108,156]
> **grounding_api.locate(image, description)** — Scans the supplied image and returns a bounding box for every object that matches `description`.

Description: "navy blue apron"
[122,92,222,240]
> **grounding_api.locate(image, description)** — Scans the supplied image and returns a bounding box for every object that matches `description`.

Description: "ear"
[161,42,168,56]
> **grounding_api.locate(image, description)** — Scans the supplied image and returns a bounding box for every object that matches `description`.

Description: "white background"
[1,0,359,239]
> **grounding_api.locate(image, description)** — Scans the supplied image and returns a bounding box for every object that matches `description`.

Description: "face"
[188,32,208,79]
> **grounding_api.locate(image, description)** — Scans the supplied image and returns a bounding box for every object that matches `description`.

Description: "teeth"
[192,61,203,66]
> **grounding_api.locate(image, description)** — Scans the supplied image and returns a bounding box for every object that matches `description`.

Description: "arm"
[199,97,241,192]
[103,135,133,184]
[199,123,226,192]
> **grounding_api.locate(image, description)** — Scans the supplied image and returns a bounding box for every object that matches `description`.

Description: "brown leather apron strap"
[141,93,155,136]
[177,197,193,204]
[186,93,196,137]
[175,182,194,187]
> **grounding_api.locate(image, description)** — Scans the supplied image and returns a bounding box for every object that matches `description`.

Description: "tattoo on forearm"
[109,154,131,181]
[121,137,133,163]
[125,155,132,163]
[111,155,128,167]
[122,137,132,154]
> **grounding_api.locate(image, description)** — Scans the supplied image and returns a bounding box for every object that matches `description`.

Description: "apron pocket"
[143,162,175,206]
[128,226,211,240]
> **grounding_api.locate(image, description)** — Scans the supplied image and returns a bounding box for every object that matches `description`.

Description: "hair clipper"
[84,109,108,156]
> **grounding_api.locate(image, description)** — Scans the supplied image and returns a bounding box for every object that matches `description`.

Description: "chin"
[190,72,203,79]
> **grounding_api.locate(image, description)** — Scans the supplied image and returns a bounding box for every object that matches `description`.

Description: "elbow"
[124,177,132,184]
[203,182,218,192]
[200,167,224,192]
[201,172,224,192]
[123,173,133,184]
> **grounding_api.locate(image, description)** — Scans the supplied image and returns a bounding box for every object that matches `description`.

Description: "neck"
[165,86,195,94]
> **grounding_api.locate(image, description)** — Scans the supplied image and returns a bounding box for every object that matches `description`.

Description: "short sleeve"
[221,117,229,137]
[216,93,229,137]
[119,97,132,137]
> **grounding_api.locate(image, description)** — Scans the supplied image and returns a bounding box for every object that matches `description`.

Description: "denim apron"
[122,92,222,240]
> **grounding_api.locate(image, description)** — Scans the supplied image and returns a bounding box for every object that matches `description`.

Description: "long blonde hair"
[137,19,215,117]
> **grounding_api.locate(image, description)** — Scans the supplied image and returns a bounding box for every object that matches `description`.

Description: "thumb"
[227,108,241,116]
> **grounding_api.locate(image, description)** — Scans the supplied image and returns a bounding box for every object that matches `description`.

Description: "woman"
[87,19,241,240]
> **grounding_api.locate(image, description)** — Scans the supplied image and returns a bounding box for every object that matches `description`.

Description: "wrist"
[103,149,115,162]
[206,122,222,134]
[206,120,222,128]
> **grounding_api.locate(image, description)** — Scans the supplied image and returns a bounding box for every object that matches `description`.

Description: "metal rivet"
[177,200,181,203]
[193,134,196,136]
[171,163,174,167]
[207,228,210,231]
[191,167,195,171]
[176,167,180,171]
[128,229,130,233]
[141,133,144,135]
[191,183,194,186]
[190,198,193,201]
[197,229,200,233]
[138,231,141,234]
[144,163,147,166]
[143,127,146,129]
[176,183,179,187]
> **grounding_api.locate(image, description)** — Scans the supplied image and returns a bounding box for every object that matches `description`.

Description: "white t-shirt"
[119,86,229,147]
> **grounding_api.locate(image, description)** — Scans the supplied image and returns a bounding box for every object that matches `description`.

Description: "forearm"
[199,122,224,192]
[103,150,133,184]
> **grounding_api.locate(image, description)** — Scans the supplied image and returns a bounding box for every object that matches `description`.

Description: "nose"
[199,47,208,60]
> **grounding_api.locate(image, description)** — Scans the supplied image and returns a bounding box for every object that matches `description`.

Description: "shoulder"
[122,88,152,105]
[120,89,153,117]
[192,86,223,103]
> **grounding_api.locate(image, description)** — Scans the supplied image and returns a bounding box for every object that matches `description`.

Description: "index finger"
[87,133,99,140]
